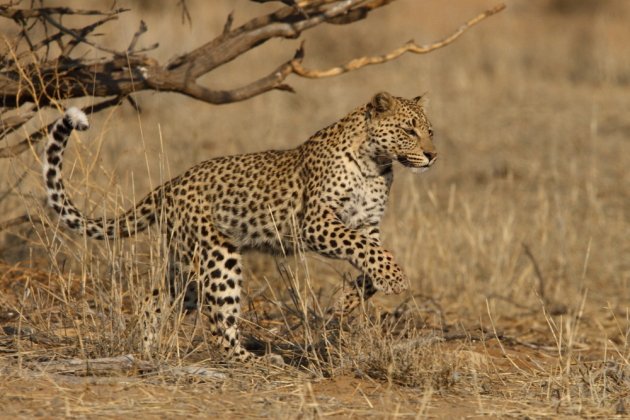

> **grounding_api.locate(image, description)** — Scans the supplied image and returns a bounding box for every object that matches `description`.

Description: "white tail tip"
[65,107,89,131]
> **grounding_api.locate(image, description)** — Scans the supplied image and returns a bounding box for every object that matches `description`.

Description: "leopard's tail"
[44,107,163,240]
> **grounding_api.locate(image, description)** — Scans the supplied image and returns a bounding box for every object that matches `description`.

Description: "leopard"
[43,91,437,362]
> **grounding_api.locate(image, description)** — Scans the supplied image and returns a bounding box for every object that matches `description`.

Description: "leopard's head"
[365,91,437,172]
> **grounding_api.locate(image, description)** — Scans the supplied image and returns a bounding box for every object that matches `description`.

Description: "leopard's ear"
[370,92,395,113]
[413,93,429,108]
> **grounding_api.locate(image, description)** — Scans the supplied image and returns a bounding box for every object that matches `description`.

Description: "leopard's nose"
[423,150,437,162]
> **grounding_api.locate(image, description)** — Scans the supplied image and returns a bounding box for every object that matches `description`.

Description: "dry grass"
[1,0,629,417]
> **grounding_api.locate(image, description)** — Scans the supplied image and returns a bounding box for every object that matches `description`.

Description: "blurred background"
[1,0,629,342]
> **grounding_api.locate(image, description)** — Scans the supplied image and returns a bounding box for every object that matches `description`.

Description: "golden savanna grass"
[1,0,629,417]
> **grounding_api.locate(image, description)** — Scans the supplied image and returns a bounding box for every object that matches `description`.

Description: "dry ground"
[1,0,629,418]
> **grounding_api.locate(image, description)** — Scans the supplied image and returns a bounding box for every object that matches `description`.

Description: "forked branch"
[0,1,505,160]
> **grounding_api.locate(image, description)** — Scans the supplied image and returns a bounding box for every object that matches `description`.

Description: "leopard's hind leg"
[198,234,253,362]
[141,243,199,357]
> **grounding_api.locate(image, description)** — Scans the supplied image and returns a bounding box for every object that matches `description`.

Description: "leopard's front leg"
[303,206,408,295]
[330,274,377,317]
[331,224,383,316]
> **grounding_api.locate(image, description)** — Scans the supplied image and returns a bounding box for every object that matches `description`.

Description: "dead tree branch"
[0,1,505,162]
[1,2,504,107]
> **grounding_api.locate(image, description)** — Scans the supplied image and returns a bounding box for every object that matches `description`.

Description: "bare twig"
[522,242,546,302]
[127,20,148,53]
[126,95,141,113]
[292,3,506,78]
[0,168,28,202]
[39,11,121,56]
[0,213,42,231]
[522,243,568,316]
[62,14,120,56]
[0,109,34,138]
[222,11,234,35]
[24,354,228,379]
[32,354,151,375]
[177,0,193,26]
[0,6,128,20]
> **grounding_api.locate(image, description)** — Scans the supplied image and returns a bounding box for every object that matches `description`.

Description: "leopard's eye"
[403,127,415,136]
[428,128,434,137]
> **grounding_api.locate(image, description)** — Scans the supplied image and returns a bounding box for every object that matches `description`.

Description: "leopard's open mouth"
[397,155,430,169]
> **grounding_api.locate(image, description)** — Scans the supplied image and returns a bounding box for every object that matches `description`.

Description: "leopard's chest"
[335,170,392,229]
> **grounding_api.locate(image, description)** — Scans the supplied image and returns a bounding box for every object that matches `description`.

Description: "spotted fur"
[43,92,437,362]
